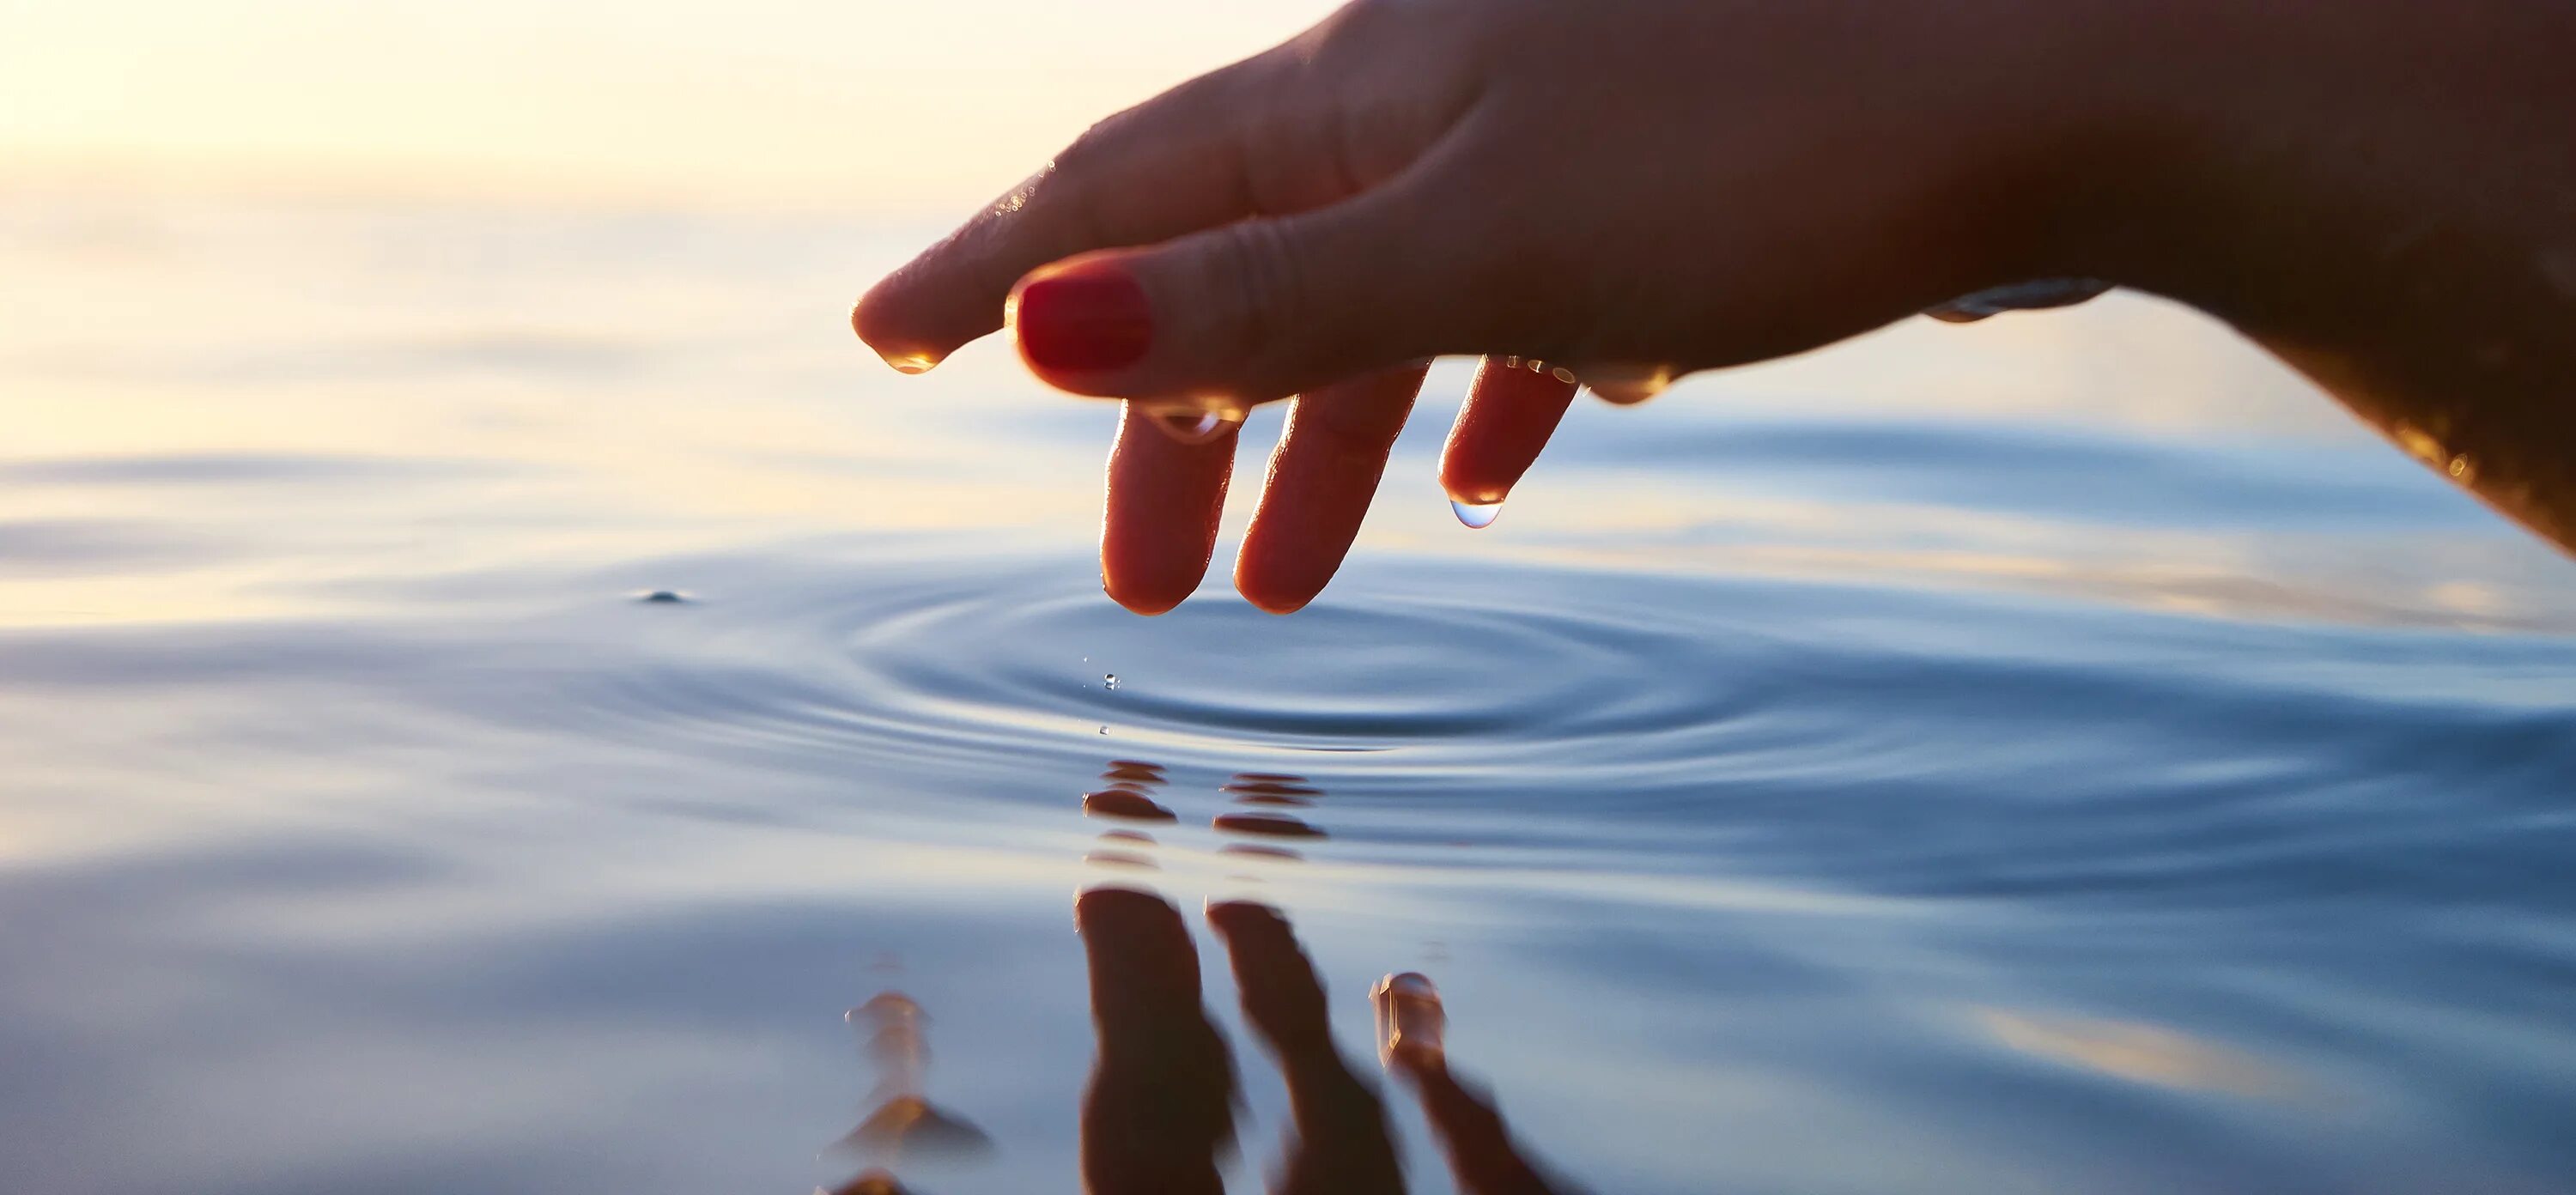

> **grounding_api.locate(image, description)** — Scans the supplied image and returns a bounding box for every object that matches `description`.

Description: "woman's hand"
[854,0,2576,613]
[853,0,2087,612]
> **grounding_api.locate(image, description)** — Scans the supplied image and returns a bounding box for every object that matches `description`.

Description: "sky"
[2,0,1340,209]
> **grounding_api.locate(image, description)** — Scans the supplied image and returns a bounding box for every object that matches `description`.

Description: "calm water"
[3,185,2574,1195]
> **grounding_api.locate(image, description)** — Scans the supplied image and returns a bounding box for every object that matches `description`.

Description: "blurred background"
[6,3,2576,1194]
[4,0,1314,210]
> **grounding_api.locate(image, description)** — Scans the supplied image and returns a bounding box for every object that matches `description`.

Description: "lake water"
[3,184,2573,1195]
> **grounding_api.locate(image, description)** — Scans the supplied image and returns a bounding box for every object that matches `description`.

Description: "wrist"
[2002,0,2576,331]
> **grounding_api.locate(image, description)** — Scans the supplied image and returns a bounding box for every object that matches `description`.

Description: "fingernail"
[1012,265,1152,374]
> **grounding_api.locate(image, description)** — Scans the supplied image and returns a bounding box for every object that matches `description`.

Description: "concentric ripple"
[556,552,1827,798]
[538,545,2576,886]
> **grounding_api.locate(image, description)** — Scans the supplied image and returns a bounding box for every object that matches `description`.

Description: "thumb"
[1006,184,1500,407]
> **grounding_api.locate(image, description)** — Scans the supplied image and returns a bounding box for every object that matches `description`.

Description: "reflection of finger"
[1393,1056,1567,1195]
[1102,402,1236,615]
[1235,363,1428,614]
[1076,887,1233,1195]
[1437,357,1580,510]
[1206,901,1335,1059]
[1206,901,1404,1195]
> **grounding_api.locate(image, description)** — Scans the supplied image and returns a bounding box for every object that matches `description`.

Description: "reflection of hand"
[1075,888,1571,1195]
[857,0,2576,604]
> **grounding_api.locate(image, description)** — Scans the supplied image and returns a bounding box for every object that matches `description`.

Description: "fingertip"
[1103,573,1188,616]
[1103,544,1210,615]
[1231,558,1320,616]
[849,279,947,375]
[1435,459,1513,509]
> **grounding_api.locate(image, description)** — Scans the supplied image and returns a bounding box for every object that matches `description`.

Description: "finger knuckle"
[1205,220,1314,379]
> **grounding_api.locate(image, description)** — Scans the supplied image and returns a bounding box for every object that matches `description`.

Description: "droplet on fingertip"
[1449,498,1504,529]
[878,349,942,375]
[1140,399,1247,446]
[1582,363,1675,406]
[1147,410,1229,444]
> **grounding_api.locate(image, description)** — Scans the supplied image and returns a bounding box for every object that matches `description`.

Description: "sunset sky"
[3,0,1340,209]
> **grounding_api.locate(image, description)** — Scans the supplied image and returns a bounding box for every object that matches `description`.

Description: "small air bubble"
[1449,498,1503,529]
[1103,673,1118,690]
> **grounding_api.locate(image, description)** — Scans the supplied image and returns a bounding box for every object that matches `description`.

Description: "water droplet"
[884,352,939,375]
[1148,409,1243,445]
[1550,365,1578,384]
[1582,363,1676,406]
[1103,673,1118,690]
[1449,498,1503,529]
[1924,277,2114,323]
[637,589,687,604]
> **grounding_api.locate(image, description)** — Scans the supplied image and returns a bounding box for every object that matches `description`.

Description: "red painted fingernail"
[1014,267,1152,373]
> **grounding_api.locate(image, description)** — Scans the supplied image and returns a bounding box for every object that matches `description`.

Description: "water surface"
[3,185,2573,1194]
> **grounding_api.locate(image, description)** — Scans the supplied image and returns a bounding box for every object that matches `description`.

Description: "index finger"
[849,60,1273,373]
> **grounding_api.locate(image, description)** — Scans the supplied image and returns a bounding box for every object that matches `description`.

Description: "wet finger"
[1102,402,1237,615]
[1437,356,1581,520]
[854,0,1481,378]
[849,54,1278,373]
[1235,363,1429,614]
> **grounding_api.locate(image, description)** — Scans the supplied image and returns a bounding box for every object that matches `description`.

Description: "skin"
[854,0,2576,615]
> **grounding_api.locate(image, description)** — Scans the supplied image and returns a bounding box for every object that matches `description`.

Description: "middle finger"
[1235,363,1430,614]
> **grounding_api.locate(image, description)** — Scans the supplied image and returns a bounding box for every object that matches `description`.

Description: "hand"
[854,0,2081,612]
[856,0,2576,607]
[1075,888,1574,1194]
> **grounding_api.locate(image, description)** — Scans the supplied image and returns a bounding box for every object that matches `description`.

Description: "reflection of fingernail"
[1373,972,1448,1065]
[1012,266,1151,373]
